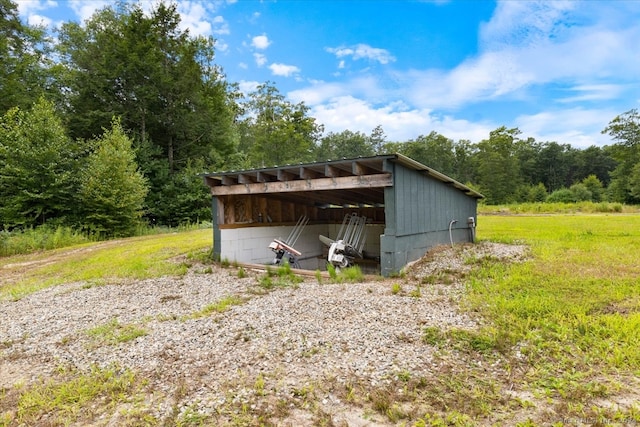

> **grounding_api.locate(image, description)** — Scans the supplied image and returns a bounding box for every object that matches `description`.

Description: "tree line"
[1,0,639,236]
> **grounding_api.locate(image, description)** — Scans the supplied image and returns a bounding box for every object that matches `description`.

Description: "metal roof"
[203,153,483,207]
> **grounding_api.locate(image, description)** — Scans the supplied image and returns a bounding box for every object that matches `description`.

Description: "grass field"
[1,214,639,425]
[0,229,213,300]
[471,214,640,423]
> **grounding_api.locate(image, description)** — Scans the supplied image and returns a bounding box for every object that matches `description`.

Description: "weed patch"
[257,263,303,290]
[326,264,365,283]
[85,319,147,346]
[6,365,153,426]
[422,326,506,354]
[0,226,91,257]
[184,295,246,320]
[391,282,402,295]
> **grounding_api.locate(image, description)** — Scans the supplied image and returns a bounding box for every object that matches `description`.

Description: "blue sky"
[16,0,640,148]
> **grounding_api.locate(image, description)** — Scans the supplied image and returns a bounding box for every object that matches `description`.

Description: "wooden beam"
[238,173,256,184]
[325,165,340,178]
[222,176,237,186]
[210,173,393,196]
[278,169,296,181]
[353,161,377,176]
[257,171,276,182]
[214,197,224,224]
[205,176,221,187]
[299,167,321,180]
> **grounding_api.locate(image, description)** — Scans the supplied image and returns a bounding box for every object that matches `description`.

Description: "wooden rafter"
[209,173,392,197]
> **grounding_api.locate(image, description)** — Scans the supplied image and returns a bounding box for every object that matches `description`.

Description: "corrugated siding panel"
[393,164,475,237]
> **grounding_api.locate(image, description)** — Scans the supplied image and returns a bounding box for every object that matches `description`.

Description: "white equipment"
[268,215,309,268]
[319,213,368,269]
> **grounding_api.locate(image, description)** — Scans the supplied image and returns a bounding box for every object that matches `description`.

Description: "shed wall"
[380,163,477,276]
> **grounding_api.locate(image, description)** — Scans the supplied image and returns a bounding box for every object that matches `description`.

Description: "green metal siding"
[380,163,477,276]
[212,196,221,260]
[393,164,473,236]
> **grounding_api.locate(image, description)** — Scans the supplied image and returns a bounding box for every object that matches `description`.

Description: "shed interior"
[204,154,482,274]
[204,157,394,272]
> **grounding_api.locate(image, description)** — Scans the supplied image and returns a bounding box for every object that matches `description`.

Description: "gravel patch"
[0,241,528,424]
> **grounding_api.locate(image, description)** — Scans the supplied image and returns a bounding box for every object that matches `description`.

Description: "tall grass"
[0,226,91,257]
[0,222,212,258]
[478,201,638,215]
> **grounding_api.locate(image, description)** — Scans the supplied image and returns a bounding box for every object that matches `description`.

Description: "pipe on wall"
[448,219,458,248]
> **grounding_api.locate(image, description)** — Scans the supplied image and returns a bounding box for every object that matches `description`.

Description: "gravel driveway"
[0,242,528,426]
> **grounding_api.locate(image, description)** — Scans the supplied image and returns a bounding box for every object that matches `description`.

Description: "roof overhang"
[202,153,483,207]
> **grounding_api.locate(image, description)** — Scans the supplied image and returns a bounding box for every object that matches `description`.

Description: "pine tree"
[79,120,148,237]
[0,98,79,228]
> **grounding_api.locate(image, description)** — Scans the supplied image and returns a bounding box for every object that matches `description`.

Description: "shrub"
[581,175,604,202]
[569,183,593,202]
[546,188,575,203]
[527,183,548,202]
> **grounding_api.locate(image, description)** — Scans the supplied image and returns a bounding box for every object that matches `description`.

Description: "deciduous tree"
[475,127,523,204]
[396,131,457,177]
[240,82,322,167]
[0,0,50,113]
[316,130,374,161]
[602,109,640,203]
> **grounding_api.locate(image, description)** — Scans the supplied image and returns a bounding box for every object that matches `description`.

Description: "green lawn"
[0,229,213,300]
[469,214,640,422]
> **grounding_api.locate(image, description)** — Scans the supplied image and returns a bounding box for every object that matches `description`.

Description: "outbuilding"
[202,153,483,276]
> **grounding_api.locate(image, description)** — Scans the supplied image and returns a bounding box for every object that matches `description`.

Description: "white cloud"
[308,96,493,143]
[211,16,230,36]
[289,82,350,105]
[237,80,260,96]
[27,13,53,27]
[249,11,260,23]
[557,84,624,103]
[515,108,617,147]
[479,1,576,51]
[177,2,212,36]
[326,44,396,64]
[15,0,57,27]
[15,0,56,17]
[390,51,533,110]
[254,53,267,67]
[215,40,229,53]
[289,76,388,106]
[252,34,271,50]
[68,1,110,23]
[269,63,301,77]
